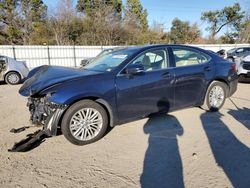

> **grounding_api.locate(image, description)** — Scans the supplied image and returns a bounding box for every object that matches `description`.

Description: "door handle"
[162,72,171,79]
[204,66,211,72]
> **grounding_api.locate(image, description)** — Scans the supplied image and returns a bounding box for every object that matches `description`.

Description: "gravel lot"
[0,81,249,188]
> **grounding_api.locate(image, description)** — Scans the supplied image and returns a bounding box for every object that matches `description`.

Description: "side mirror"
[80,59,89,67]
[125,64,144,75]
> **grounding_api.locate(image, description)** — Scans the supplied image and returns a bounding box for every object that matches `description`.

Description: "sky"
[43,0,249,37]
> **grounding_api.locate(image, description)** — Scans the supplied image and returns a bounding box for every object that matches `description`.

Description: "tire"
[202,81,228,112]
[238,75,245,82]
[61,100,108,145]
[5,72,21,85]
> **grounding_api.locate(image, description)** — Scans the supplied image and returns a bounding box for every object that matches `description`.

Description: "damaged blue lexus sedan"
[18,45,238,146]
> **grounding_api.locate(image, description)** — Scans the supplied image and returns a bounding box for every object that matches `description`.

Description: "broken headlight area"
[9,95,67,152]
[27,95,67,136]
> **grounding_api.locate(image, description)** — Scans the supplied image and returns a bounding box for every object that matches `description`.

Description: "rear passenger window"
[172,48,209,67]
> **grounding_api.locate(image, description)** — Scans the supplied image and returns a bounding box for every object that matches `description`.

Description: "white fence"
[0,44,249,69]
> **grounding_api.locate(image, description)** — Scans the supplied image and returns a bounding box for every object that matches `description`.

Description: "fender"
[96,98,115,127]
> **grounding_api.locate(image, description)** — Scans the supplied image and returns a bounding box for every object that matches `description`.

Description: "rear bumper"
[241,72,250,78]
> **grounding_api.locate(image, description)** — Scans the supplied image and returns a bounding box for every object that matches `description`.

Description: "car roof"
[122,44,205,52]
[107,44,217,59]
[238,47,250,49]
[112,44,218,60]
[231,47,250,50]
[243,54,250,61]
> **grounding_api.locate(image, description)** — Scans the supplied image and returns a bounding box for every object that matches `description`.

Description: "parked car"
[227,47,250,62]
[234,54,250,82]
[206,49,226,58]
[216,49,226,58]
[18,45,238,146]
[0,56,29,85]
[80,47,125,67]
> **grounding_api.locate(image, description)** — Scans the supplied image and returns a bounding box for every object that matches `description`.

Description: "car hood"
[243,55,250,62]
[19,65,101,97]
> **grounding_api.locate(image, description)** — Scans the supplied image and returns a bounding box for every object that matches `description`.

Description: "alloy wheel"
[208,86,225,108]
[69,108,103,141]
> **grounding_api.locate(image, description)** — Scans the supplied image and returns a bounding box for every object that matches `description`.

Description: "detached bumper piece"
[8,130,48,152]
[8,96,67,152]
[8,108,66,152]
[10,126,30,133]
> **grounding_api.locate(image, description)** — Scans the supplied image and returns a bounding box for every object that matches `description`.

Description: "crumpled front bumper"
[8,99,67,152]
[27,96,68,135]
[43,108,66,136]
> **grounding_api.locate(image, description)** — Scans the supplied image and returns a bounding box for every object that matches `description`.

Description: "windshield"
[227,48,237,54]
[84,49,135,72]
[97,49,114,57]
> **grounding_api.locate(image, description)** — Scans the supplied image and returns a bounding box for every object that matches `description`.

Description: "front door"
[115,48,175,122]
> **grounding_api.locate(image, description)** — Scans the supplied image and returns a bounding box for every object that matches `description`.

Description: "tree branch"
[215,20,234,35]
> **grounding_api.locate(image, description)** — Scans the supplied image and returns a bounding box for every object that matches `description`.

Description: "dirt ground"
[0,81,249,188]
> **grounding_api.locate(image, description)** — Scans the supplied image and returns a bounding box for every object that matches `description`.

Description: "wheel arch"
[201,79,229,111]
[210,78,229,96]
[61,96,115,128]
[200,78,229,105]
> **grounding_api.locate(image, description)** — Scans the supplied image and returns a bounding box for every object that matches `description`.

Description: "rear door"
[115,47,175,122]
[170,46,214,109]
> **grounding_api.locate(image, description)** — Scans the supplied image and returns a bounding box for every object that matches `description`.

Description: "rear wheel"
[202,81,228,111]
[5,72,21,85]
[61,100,108,145]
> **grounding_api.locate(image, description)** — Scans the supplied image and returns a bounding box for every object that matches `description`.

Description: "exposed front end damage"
[27,97,67,136]
[9,96,67,152]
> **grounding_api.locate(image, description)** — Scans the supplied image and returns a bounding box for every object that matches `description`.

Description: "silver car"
[0,56,29,85]
[234,54,250,82]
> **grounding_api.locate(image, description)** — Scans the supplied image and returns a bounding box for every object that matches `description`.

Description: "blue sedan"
[19,45,238,145]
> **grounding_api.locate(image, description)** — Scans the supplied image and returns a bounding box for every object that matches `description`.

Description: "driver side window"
[131,49,168,71]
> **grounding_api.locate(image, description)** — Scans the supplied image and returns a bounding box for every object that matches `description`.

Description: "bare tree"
[79,3,126,45]
[50,0,76,45]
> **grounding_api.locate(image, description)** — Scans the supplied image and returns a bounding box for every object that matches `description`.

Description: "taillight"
[231,63,236,71]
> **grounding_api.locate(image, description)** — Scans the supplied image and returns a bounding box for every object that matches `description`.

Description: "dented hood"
[19,65,101,96]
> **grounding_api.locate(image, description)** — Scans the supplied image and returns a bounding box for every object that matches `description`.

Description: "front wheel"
[61,100,108,145]
[202,81,228,112]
